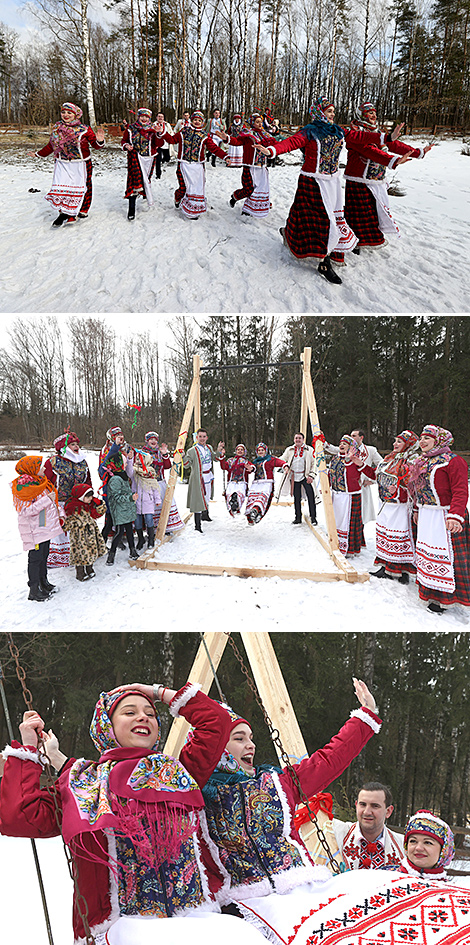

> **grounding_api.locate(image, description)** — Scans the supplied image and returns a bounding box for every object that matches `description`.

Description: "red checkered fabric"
[284,174,330,259]
[175,165,186,204]
[124,148,154,199]
[233,167,255,201]
[374,557,417,575]
[81,161,93,213]
[418,510,470,606]
[344,180,385,246]
[348,493,366,554]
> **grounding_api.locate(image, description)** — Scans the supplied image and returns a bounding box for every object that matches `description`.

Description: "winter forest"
[0,0,469,130]
[1,315,469,454]
[1,630,470,830]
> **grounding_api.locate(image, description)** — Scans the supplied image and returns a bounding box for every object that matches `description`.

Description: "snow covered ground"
[0,137,469,314]
[1,451,468,631]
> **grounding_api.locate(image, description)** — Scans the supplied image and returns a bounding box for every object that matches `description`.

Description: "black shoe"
[194,513,203,533]
[40,579,58,594]
[279,226,288,247]
[85,565,96,578]
[128,548,139,560]
[318,255,342,285]
[211,155,216,167]
[241,211,250,216]
[352,245,361,255]
[174,198,181,209]
[229,494,239,512]
[428,601,444,614]
[106,551,115,566]
[370,566,387,578]
[201,510,212,521]
[28,584,50,601]
[310,517,317,525]
[78,211,88,219]
[229,195,237,208]
[76,565,90,582]
[292,519,302,525]
[127,196,136,220]
[52,213,68,227]
[147,526,155,548]
[248,509,262,524]
[398,572,410,584]
[136,529,146,550]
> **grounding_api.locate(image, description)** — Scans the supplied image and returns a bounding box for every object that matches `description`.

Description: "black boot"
[76,565,90,582]
[398,572,410,584]
[28,584,50,601]
[370,566,387,578]
[211,154,216,167]
[128,196,136,220]
[52,213,68,227]
[292,518,302,525]
[128,547,139,560]
[229,494,239,513]
[147,526,155,548]
[40,578,58,594]
[229,195,236,208]
[85,565,96,578]
[428,601,444,614]
[106,550,115,566]
[201,510,212,521]
[248,508,262,524]
[352,245,361,255]
[194,513,203,533]
[136,528,146,550]
[310,516,318,525]
[318,255,342,285]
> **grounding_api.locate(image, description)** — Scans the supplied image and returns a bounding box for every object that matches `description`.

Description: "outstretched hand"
[353,677,377,713]
[390,122,405,141]
[19,710,45,748]
[396,150,414,165]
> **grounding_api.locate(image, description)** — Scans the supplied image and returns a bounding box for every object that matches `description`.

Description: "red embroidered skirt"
[344,180,385,247]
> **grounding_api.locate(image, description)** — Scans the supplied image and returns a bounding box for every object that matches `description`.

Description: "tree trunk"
[81,0,96,125]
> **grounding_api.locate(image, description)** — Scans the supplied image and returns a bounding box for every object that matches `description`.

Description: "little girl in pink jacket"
[11,455,63,601]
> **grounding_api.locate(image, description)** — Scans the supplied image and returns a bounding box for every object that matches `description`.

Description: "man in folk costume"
[155,110,227,219]
[142,431,184,536]
[280,433,318,525]
[122,108,164,220]
[368,430,419,583]
[245,443,287,525]
[333,782,404,870]
[344,102,433,251]
[219,444,254,516]
[407,424,470,614]
[328,434,375,556]
[44,431,92,569]
[220,113,277,218]
[28,102,105,227]
[183,429,224,532]
[226,114,245,167]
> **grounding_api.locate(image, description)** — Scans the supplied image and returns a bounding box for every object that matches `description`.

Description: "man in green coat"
[184,429,224,532]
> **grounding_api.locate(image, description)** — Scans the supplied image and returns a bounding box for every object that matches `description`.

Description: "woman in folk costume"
[256,96,358,284]
[344,102,432,251]
[156,110,227,219]
[200,680,382,921]
[0,683,268,945]
[44,431,92,569]
[391,811,455,882]
[407,425,470,614]
[10,455,63,601]
[125,447,162,551]
[219,444,254,516]
[63,483,107,581]
[143,431,185,535]
[369,430,420,583]
[221,112,277,218]
[28,102,104,227]
[226,114,245,167]
[122,108,164,220]
[245,442,287,524]
[328,434,375,555]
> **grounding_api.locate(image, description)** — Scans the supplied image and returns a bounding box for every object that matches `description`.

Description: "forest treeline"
[0,631,469,830]
[0,315,469,455]
[0,0,469,131]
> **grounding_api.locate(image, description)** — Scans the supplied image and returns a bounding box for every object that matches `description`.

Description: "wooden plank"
[155,362,199,543]
[137,560,343,581]
[240,631,308,764]
[303,516,369,584]
[163,632,229,758]
[301,347,339,552]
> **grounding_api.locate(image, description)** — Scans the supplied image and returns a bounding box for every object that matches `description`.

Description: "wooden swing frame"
[130,347,368,584]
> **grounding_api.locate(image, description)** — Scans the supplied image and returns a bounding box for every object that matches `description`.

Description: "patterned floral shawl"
[50,103,88,160]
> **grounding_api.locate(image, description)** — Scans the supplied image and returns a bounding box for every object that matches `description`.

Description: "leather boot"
[76,565,90,581]
[136,529,146,550]
[85,565,96,578]
[28,584,50,601]
[40,578,58,594]
[147,526,155,548]
[194,513,203,533]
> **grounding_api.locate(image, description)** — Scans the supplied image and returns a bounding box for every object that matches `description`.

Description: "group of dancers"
[29,95,432,283]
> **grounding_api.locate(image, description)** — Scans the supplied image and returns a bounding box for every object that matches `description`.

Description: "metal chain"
[225,633,342,875]
[6,633,96,945]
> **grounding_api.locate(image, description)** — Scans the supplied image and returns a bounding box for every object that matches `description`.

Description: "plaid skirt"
[348,493,366,555]
[124,148,154,199]
[284,174,331,259]
[344,180,385,247]
[234,167,255,201]
[418,511,470,606]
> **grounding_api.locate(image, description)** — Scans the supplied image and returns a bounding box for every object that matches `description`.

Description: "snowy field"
[1,450,469,631]
[0,137,469,314]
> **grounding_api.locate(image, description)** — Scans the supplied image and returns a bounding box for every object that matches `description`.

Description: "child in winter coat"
[63,484,107,581]
[10,455,63,601]
[125,448,162,550]
[106,463,139,565]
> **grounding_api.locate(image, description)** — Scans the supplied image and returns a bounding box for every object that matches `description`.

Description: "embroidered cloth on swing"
[245,480,273,520]
[225,480,248,516]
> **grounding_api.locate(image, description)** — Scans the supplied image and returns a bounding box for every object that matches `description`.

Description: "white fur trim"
[389,154,401,169]
[447,513,464,523]
[169,683,202,718]
[104,829,121,928]
[2,744,45,766]
[271,771,314,874]
[350,707,382,733]
[189,813,215,908]
[198,809,233,902]
[236,903,283,945]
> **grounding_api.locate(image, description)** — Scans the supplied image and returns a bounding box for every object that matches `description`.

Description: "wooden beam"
[163,632,229,757]
[155,362,199,543]
[301,347,339,551]
[303,515,369,583]
[133,560,344,581]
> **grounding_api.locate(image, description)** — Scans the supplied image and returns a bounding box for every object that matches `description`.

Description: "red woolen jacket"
[227,132,277,167]
[266,126,390,176]
[344,128,425,181]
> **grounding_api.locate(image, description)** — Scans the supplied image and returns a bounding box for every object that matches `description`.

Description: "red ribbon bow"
[293,792,333,829]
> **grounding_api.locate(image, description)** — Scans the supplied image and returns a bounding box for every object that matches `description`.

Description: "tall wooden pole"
[301,347,339,550]
[163,632,229,756]
[155,360,199,543]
